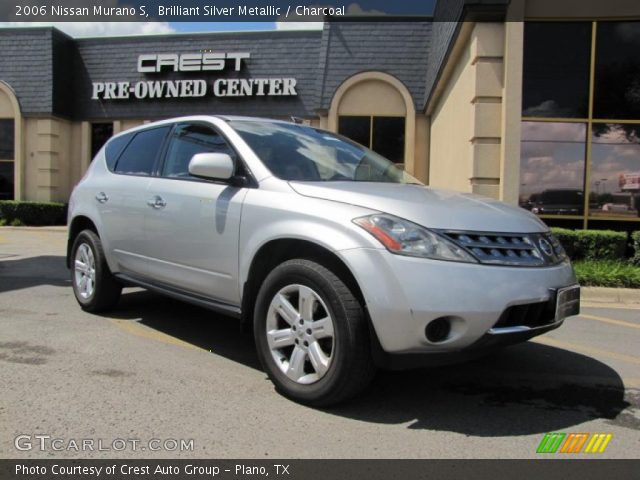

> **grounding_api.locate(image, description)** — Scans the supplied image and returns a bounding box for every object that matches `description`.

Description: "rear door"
[98,126,171,277]
[144,122,248,304]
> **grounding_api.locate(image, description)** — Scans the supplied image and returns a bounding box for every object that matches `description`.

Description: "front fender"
[238,188,381,288]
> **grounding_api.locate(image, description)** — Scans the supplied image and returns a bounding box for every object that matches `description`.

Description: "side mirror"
[188,153,234,180]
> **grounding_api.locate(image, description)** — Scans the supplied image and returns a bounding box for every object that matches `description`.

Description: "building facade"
[0,0,639,230]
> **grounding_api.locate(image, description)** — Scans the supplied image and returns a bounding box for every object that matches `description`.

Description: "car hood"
[288,182,548,233]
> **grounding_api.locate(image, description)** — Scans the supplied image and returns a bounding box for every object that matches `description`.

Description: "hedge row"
[550,228,628,261]
[0,201,67,226]
[633,231,640,266]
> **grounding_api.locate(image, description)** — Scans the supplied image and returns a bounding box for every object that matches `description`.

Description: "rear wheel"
[254,259,375,406]
[71,229,122,312]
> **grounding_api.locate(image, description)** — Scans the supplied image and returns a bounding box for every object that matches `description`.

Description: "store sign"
[91,52,297,100]
[619,172,640,191]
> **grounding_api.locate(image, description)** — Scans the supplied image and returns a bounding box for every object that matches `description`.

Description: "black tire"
[253,259,375,407]
[70,229,122,312]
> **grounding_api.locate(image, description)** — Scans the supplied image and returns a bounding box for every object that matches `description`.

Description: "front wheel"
[71,229,122,312]
[253,259,375,407]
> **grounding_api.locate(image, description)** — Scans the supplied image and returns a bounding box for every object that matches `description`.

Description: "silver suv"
[67,116,580,406]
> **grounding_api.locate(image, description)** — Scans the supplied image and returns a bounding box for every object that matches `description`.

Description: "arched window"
[329,72,415,170]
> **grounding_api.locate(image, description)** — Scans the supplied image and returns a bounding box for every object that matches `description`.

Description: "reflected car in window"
[526,189,585,216]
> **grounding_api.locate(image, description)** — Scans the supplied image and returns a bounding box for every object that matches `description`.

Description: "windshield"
[229,120,421,184]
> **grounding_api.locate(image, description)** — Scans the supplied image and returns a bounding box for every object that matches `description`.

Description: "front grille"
[493,300,556,330]
[440,231,566,267]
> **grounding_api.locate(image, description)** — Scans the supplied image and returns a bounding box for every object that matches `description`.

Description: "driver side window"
[162,123,235,179]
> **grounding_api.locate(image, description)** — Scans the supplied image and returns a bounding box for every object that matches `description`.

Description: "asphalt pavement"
[0,228,639,458]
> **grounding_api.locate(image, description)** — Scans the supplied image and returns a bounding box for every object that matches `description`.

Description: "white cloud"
[275,21,324,30]
[521,156,585,192]
[0,21,174,37]
[345,3,385,15]
[521,121,586,142]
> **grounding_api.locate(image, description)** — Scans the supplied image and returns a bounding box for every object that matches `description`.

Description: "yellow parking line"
[581,302,640,311]
[533,336,640,366]
[580,314,640,330]
[110,319,203,352]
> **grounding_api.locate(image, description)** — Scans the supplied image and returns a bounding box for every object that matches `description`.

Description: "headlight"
[353,214,477,263]
[548,233,568,262]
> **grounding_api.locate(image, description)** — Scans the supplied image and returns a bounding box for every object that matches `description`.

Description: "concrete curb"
[581,286,640,306]
[0,226,67,233]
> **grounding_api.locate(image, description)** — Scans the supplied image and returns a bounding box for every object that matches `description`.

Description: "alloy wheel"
[74,243,96,300]
[265,284,335,385]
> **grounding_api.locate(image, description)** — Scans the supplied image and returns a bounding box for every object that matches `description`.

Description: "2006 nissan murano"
[67,116,580,406]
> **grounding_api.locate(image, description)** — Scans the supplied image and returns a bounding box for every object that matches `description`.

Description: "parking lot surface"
[1,228,639,458]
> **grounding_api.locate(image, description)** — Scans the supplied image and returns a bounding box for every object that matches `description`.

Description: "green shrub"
[0,201,67,226]
[551,227,627,261]
[573,260,640,288]
[632,231,640,266]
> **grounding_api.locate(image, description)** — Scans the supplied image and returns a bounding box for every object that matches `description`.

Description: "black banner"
[1,0,638,23]
[1,460,639,480]
[2,1,436,23]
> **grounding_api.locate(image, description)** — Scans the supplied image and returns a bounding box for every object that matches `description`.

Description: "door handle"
[147,195,167,209]
[95,192,109,203]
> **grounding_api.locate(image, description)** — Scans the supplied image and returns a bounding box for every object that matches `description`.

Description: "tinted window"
[114,126,170,176]
[372,117,405,164]
[338,116,370,147]
[162,124,235,178]
[522,22,591,118]
[519,121,586,215]
[594,22,640,119]
[91,123,114,159]
[0,119,14,160]
[0,161,14,200]
[105,133,132,171]
[590,124,640,218]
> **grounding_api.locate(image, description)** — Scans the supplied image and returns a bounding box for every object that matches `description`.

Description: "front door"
[144,122,247,305]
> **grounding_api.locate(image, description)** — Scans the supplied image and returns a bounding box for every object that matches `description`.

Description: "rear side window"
[105,133,132,171]
[114,126,170,176]
[162,123,235,179]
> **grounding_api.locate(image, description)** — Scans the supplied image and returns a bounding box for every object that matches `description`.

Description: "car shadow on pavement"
[109,289,637,438]
[0,255,70,293]
[329,344,639,436]
[109,289,262,371]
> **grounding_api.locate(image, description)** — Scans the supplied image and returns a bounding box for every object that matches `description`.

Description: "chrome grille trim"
[438,231,566,267]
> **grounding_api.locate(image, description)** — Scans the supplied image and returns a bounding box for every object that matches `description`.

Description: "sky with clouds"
[0,21,323,37]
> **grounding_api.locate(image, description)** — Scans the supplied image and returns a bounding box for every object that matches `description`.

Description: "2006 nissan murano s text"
[67,116,580,406]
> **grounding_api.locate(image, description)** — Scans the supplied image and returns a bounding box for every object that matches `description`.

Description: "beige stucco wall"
[114,119,146,134]
[22,117,86,202]
[0,89,14,118]
[428,25,474,193]
[413,115,430,183]
[337,79,406,116]
[428,22,513,200]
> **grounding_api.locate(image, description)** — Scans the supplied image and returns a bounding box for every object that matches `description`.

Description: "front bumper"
[338,248,578,355]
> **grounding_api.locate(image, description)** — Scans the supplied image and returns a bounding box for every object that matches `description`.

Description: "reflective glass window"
[519,121,586,215]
